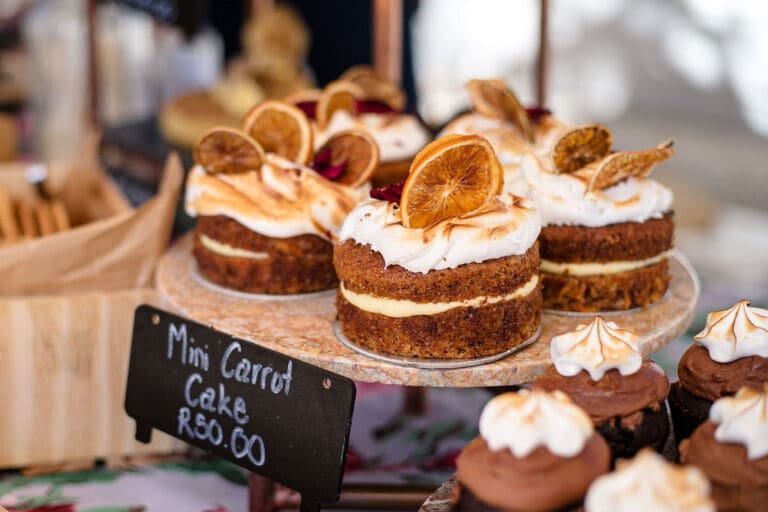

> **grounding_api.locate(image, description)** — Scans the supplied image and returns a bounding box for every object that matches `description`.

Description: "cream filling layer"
[540,250,671,276]
[199,234,269,260]
[340,274,538,318]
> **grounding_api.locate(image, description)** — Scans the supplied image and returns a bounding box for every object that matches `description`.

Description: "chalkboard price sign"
[125,305,356,510]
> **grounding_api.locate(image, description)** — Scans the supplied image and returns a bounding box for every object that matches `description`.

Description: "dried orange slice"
[194,127,266,174]
[466,79,534,142]
[341,65,405,112]
[576,140,674,192]
[552,124,612,174]
[400,134,503,228]
[315,81,364,129]
[313,130,379,188]
[242,100,314,164]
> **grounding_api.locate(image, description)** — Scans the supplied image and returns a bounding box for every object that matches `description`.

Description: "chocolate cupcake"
[455,389,610,511]
[585,449,714,511]
[680,385,768,512]
[534,316,670,461]
[669,300,768,442]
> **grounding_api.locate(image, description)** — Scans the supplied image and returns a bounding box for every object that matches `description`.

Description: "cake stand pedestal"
[157,234,700,387]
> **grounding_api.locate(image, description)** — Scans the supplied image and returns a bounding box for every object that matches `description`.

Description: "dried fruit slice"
[242,100,314,164]
[552,124,612,174]
[312,130,379,188]
[315,81,364,129]
[194,127,266,174]
[576,140,675,192]
[341,65,405,112]
[466,79,534,142]
[400,134,503,229]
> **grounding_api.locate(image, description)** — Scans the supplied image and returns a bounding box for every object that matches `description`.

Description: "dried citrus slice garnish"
[312,130,379,188]
[315,80,364,129]
[552,124,612,174]
[194,127,266,174]
[341,65,405,112]
[242,100,314,164]
[575,140,674,192]
[466,79,534,142]
[400,134,503,229]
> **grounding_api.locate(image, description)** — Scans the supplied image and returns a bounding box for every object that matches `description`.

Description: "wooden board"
[0,288,185,469]
[157,235,699,387]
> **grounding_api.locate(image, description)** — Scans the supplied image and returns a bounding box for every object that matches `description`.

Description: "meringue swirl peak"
[710,384,768,460]
[585,449,714,512]
[479,389,594,458]
[550,316,643,381]
[694,300,768,363]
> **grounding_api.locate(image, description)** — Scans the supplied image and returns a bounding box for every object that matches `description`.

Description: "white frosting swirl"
[585,450,714,512]
[479,389,594,458]
[185,154,364,242]
[550,316,643,381]
[439,113,531,196]
[339,193,540,274]
[314,110,430,162]
[693,300,768,363]
[710,385,768,460]
[521,153,673,227]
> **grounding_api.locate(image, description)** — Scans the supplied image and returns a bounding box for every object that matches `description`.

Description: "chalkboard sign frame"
[125,305,356,510]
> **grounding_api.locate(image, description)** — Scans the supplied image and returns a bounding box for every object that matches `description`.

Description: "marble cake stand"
[156,234,700,387]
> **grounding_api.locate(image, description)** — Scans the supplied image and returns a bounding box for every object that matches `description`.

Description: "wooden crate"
[0,288,185,468]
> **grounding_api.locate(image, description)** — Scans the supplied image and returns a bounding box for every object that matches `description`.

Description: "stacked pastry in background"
[160,6,315,148]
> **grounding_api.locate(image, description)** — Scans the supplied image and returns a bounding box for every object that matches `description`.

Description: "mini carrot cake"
[522,121,675,311]
[186,100,378,294]
[286,66,431,186]
[334,134,541,359]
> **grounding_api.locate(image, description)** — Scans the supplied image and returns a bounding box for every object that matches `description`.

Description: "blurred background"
[0,0,766,507]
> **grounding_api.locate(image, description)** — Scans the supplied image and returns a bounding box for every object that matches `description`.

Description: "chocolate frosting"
[677,344,768,402]
[456,435,610,512]
[533,359,669,424]
[680,420,768,512]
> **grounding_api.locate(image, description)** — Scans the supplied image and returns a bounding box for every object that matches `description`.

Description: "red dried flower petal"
[311,148,347,180]
[370,181,404,202]
[525,106,552,123]
[295,100,317,119]
[355,99,396,114]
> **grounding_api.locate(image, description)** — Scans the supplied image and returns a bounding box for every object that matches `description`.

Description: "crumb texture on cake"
[539,213,674,263]
[541,259,670,312]
[194,217,336,294]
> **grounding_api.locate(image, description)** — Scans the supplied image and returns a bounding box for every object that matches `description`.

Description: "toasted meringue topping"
[710,384,768,459]
[314,110,430,162]
[585,449,714,512]
[479,389,594,458]
[439,113,531,196]
[185,154,364,242]
[694,300,768,363]
[339,193,540,274]
[521,153,673,227]
[550,317,643,381]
